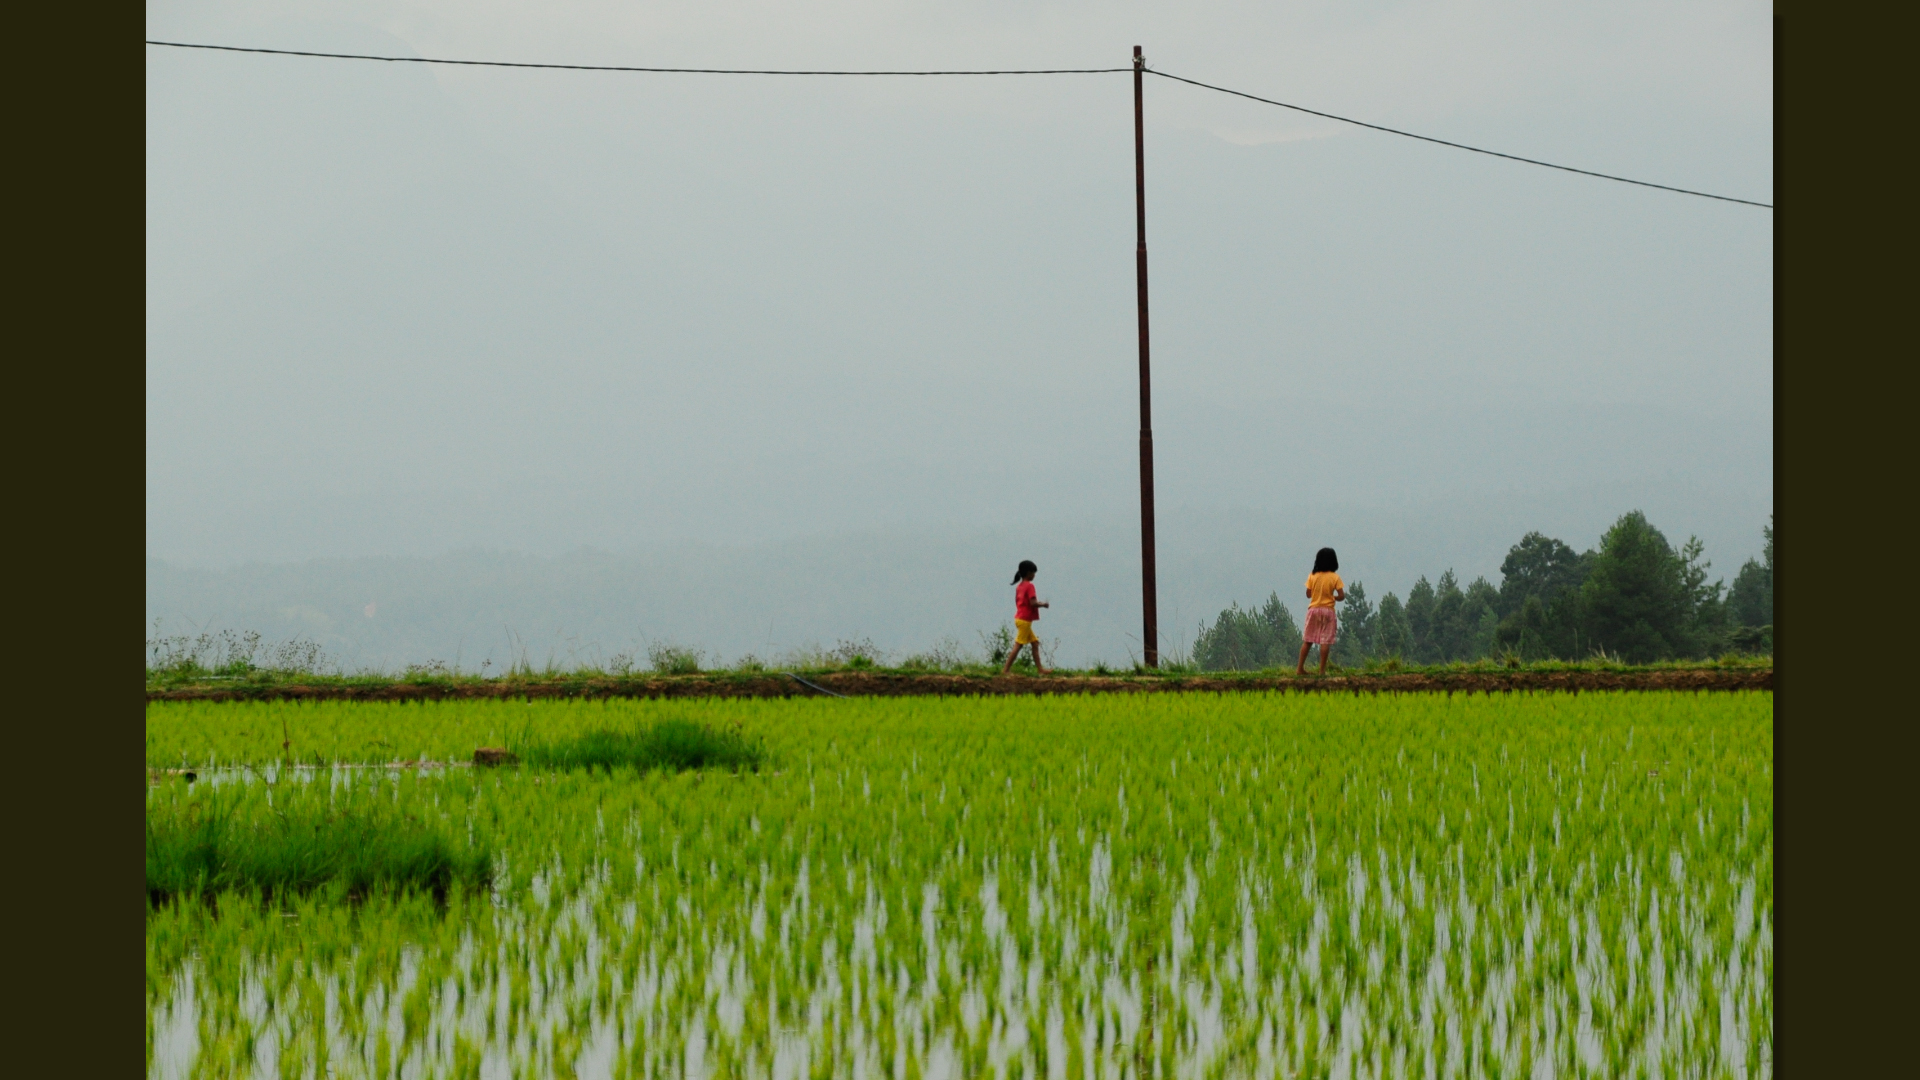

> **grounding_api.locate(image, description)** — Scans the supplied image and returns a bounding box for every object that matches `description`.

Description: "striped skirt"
[1304,606,1338,645]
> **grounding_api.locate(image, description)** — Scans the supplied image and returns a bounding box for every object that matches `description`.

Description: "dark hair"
[1312,547,1339,574]
[1011,559,1038,586]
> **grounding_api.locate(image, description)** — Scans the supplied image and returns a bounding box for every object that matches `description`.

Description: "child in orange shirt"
[1002,560,1051,675]
[1297,547,1345,676]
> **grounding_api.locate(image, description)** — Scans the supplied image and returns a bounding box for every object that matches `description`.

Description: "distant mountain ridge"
[149,484,1770,671]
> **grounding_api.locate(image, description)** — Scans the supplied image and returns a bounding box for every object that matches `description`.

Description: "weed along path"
[149,664,1770,703]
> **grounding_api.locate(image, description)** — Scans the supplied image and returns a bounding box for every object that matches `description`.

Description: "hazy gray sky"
[147,1,1771,663]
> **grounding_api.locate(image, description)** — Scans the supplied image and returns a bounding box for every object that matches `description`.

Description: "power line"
[1147,69,1772,209]
[146,38,1771,209]
[143,39,1128,75]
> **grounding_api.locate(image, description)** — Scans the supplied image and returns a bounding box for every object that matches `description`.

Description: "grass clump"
[515,717,766,774]
[147,790,492,905]
[900,635,971,671]
[146,627,333,687]
[647,642,705,675]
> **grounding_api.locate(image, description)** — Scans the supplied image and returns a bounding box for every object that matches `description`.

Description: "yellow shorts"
[1014,619,1039,644]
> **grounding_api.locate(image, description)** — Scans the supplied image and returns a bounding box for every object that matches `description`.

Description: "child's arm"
[1334,588,1346,603]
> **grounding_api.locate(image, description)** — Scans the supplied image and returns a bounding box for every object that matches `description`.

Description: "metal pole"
[1133,45,1159,668]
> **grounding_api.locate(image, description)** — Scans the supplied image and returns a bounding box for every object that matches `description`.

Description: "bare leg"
[1296,641,1311,676]
[1030,641,1050,675]
[1001,640,1017,676]
[1317,641,1331,675]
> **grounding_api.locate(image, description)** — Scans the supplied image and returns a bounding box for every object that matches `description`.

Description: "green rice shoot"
[147,778,494,905]
[147,692,1772,1077]
[512,716,767,773]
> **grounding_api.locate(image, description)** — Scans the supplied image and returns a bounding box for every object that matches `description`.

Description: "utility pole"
[1133,45,1159,668]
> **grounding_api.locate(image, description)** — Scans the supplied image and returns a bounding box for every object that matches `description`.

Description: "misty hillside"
[149,485,1768,671]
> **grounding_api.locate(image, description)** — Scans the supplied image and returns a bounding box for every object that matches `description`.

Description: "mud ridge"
[150,667,1771,703]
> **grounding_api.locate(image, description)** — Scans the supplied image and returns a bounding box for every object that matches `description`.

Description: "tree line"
[1193,511,1772,670]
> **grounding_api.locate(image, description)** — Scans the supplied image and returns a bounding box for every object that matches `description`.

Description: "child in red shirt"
[1002,560,1051,675]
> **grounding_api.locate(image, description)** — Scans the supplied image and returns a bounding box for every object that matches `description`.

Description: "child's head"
[1011,560,1038,586]
[1313,547,1339,574]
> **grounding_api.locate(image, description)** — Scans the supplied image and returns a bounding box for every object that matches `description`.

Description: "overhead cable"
[143,39,1127,75]
[1146,69,1772,209]
[145,39,1771,209]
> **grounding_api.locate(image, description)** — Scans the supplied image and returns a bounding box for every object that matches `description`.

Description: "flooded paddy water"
[147,692,1772,1079]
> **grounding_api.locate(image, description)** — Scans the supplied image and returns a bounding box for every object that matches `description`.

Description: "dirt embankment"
[148,667,1771,703]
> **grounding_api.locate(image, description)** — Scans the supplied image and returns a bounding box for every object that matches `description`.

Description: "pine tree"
[1728,559,1771,626]
[1679,536,1729,654]
[1493,531,1595,660]
[1193,604,1262,671]
[1494,533,1588,618]
[1374,593,1413,662]
[1337,582,1376,665]
[1431,571,1466,660]
[1258,592,1303,667]
[1461,577,1501,659]
[1726,517,1774,635]
[1580,510,1696,662]
[1194,592,1301,671]
[1404,577,1437,663]
[1505,594,1552,660]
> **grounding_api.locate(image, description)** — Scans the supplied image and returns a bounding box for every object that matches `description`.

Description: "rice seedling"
[147,691,1772,1078]
[514,716,767,773]
[146,773,494,905]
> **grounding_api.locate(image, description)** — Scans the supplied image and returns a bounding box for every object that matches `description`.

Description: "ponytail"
[1011,559,1038,586]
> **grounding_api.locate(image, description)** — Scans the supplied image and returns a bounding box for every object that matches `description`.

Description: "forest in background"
[1194,511,1773,670]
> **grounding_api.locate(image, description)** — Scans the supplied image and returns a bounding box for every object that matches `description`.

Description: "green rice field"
[147,691,1772,1079]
